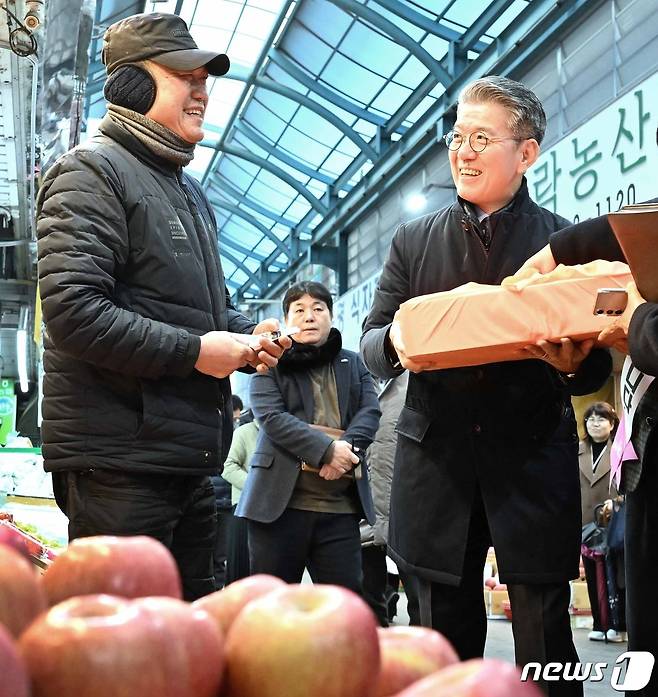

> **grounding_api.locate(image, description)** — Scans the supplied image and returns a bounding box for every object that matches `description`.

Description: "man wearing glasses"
[361,76,610,696]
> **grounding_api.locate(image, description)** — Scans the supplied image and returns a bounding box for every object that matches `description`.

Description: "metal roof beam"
[219,248,264,291]
[337,0,588,189]
[268,48,407,137]
[218,233,286,269]
[233,121,337,187]
[327,0,453,87]
[369,0,488,53]
[223,72,378,162]
[457,0,513,54]
[220,144,328,216]
[210,197,290,258]
[202,0,297,186]
[207,177,297,228]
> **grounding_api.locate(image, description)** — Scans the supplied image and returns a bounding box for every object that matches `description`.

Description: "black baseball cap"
[102,13,230,77]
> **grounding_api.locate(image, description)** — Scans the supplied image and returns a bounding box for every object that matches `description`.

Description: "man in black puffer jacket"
[37,13,290,600]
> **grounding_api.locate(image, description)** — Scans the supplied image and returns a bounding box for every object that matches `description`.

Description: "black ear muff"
[103,64,156,115]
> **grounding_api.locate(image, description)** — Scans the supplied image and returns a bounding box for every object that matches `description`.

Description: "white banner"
[333,273,380,352]
[530,71,658,221]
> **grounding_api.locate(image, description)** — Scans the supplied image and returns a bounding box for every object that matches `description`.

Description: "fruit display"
[0,534,543,696]
[0,624,30,697]
[19,595,224,697]
[192,573,286,634]
[0,544,47,638]
[224,583,380,697]
[373,626,459,696]
[42,534,183,605]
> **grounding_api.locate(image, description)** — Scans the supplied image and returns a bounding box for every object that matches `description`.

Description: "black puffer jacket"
[37,116,255,474]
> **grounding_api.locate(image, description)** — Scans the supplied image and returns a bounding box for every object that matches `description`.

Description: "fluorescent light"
[17,306,28,393]
[16,329,28,393]
[405,193,427,213]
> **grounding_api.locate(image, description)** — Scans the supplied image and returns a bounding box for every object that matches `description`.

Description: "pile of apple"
[0,534,542,697]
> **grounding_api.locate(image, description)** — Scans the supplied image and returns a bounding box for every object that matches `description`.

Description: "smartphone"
[593,288,628,316]
[258,327,300,345]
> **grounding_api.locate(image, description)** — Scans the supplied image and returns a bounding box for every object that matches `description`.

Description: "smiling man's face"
[145,61,208,143]
[449,100,537,214]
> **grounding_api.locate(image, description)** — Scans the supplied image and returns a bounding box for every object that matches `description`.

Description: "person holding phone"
[237,281,380,593]
[521,183,658,696]
[36,12,291,600]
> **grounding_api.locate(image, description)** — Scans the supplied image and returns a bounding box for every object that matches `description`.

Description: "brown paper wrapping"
[394,260,632,369]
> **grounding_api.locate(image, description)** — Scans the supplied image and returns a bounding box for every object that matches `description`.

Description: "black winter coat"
[361,181,611,585]
[37,116,255,474]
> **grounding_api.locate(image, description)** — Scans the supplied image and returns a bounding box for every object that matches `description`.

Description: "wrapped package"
[394,260,632,369]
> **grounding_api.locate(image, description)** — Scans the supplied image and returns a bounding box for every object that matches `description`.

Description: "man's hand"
[597,281,647,354]
[231,318,294,374]
[518,244,558,275]
[522,337,595,373]
[389,320,434,373]
[319,440,360,481]
[195,331,257,378]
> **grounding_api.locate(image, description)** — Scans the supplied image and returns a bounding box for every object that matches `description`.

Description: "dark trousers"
[408,491,581,697]
[247,508,363,594]
[625,459,658,697]
[362,544,390,626]
[583,553,626,632]
[226,504,250,585]
[583,555,606,631]
[213,506,232,590]
[52,469,216,601]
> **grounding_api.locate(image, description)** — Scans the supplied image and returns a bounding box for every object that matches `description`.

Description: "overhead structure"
[82,0,605,306]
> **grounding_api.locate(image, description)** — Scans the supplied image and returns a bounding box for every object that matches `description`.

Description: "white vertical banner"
[333,273,381,352]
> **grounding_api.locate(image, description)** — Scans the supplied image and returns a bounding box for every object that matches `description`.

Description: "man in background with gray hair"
[362,75,611,696]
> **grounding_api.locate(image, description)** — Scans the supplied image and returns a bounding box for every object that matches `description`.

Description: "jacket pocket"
[395,405,431,444]
[250,452,275,469]
[135,380,162,440]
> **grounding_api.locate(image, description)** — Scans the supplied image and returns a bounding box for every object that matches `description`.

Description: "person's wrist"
[385,331,401,368]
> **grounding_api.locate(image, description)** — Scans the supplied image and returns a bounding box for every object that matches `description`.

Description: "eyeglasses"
[443,130,525,153]
[586,416,609,424]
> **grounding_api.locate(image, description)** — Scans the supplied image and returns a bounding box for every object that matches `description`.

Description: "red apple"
[225,584,380,697]
[0,543,47,638]
[0,624,29,697]
[193,573,285,635]
[392,658,543,696]
[374,626,459,697]
[42,535,182,605]
[19,594,224,697]
[484,578,497,589]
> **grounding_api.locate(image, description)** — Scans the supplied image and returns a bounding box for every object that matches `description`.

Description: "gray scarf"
[107,104,195,167]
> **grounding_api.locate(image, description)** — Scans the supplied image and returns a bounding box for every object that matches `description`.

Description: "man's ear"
[519,138,540,172]
[104,63,156,114]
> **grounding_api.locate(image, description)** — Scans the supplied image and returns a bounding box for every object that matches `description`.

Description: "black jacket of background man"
[361,179,611,585]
